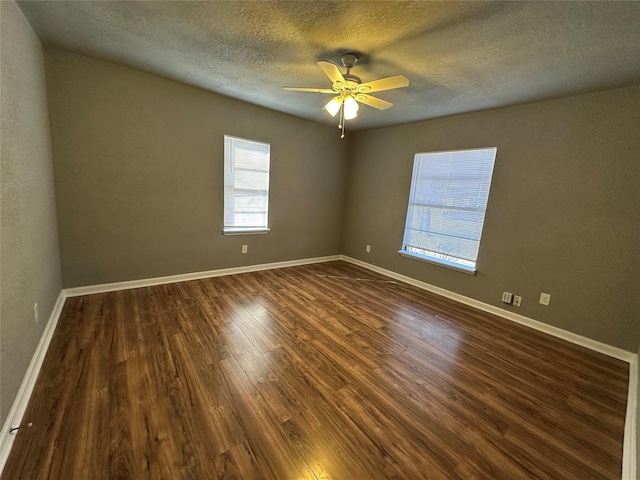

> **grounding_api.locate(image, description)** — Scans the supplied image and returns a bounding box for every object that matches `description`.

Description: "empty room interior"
[2,1,640,479]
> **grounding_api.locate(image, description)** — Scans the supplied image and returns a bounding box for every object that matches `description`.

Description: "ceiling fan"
[284,53,409,138]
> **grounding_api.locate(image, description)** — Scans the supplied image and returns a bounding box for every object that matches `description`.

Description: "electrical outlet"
[34,303,39,323]
[513,295,522,307]
[241,245,248,254]
[501,292,513,304]
[539,292,551,306]
[366,245,371,253]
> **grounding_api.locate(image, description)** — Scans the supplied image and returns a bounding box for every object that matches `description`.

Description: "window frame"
[222,135,271,235]
[399,147,497,274]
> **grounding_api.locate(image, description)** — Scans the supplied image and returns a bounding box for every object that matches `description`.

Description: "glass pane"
[224,136,270,228]
[403,147,496,265]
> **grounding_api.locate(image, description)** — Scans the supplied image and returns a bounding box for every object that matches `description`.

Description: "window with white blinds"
[223,135,270,234]
[400,147,497,273]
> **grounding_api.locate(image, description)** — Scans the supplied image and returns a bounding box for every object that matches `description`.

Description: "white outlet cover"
[539,292,551,306]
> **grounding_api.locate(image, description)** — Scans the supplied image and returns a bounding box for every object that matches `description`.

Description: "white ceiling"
[16,1,640,130]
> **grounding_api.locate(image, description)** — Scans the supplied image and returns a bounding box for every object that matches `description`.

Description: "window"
[223,135,270,234]
[400,147,497,274]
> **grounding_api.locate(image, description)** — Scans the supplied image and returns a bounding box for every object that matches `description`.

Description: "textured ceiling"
[16,1,640,130]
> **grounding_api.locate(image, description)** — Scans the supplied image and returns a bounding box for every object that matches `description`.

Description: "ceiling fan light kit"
[284,53,409,138]
[343,97,359,120]
[324,97,342,117]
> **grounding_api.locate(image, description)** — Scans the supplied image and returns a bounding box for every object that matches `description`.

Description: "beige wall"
[342,86,640,351]
[44,48,347,288]
[43,48,640,351]
[0,1,62,424]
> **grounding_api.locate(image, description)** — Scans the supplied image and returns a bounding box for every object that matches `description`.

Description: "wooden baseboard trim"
[340,255,638,479]
[64,255,342,297]
[0,291,66,474]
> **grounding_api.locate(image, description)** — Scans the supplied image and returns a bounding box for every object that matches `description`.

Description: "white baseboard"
[0,291,66,474]
[622,356,638,480]
[340,255,635,362]
[340,255,638,480]
[64,255,342,297]
[0,254,339,475]
[2,255,637,479]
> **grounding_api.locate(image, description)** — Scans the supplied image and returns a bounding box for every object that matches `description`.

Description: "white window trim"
[222,227,270,236]
[398,249,477,275]
[223,135,270,234]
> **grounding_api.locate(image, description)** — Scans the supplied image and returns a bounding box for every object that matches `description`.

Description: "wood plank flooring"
[2,261,629,479]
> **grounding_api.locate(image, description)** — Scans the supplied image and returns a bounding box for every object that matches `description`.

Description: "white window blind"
[224,135,270,233]
[400,147,497,273]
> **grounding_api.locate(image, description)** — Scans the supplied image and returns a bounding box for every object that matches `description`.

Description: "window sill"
[398,250,477,275]
[223,228,270,236]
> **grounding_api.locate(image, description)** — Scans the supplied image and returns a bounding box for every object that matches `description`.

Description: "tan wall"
[44,48,348,288]
[36,47,640,354]
[0,1,62,423]
[342,86,640,351]
[637,342,640,475]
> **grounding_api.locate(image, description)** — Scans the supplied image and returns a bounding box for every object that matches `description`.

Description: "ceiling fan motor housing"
[343,74,361,88]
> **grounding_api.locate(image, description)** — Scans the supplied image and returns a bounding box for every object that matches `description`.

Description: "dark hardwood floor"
[3,261,629,479]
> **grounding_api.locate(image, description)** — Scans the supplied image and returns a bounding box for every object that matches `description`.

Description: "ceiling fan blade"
[357,75,409,93]
[317,61,346,85]
[284,87,336,93]
[355,94,393,110]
